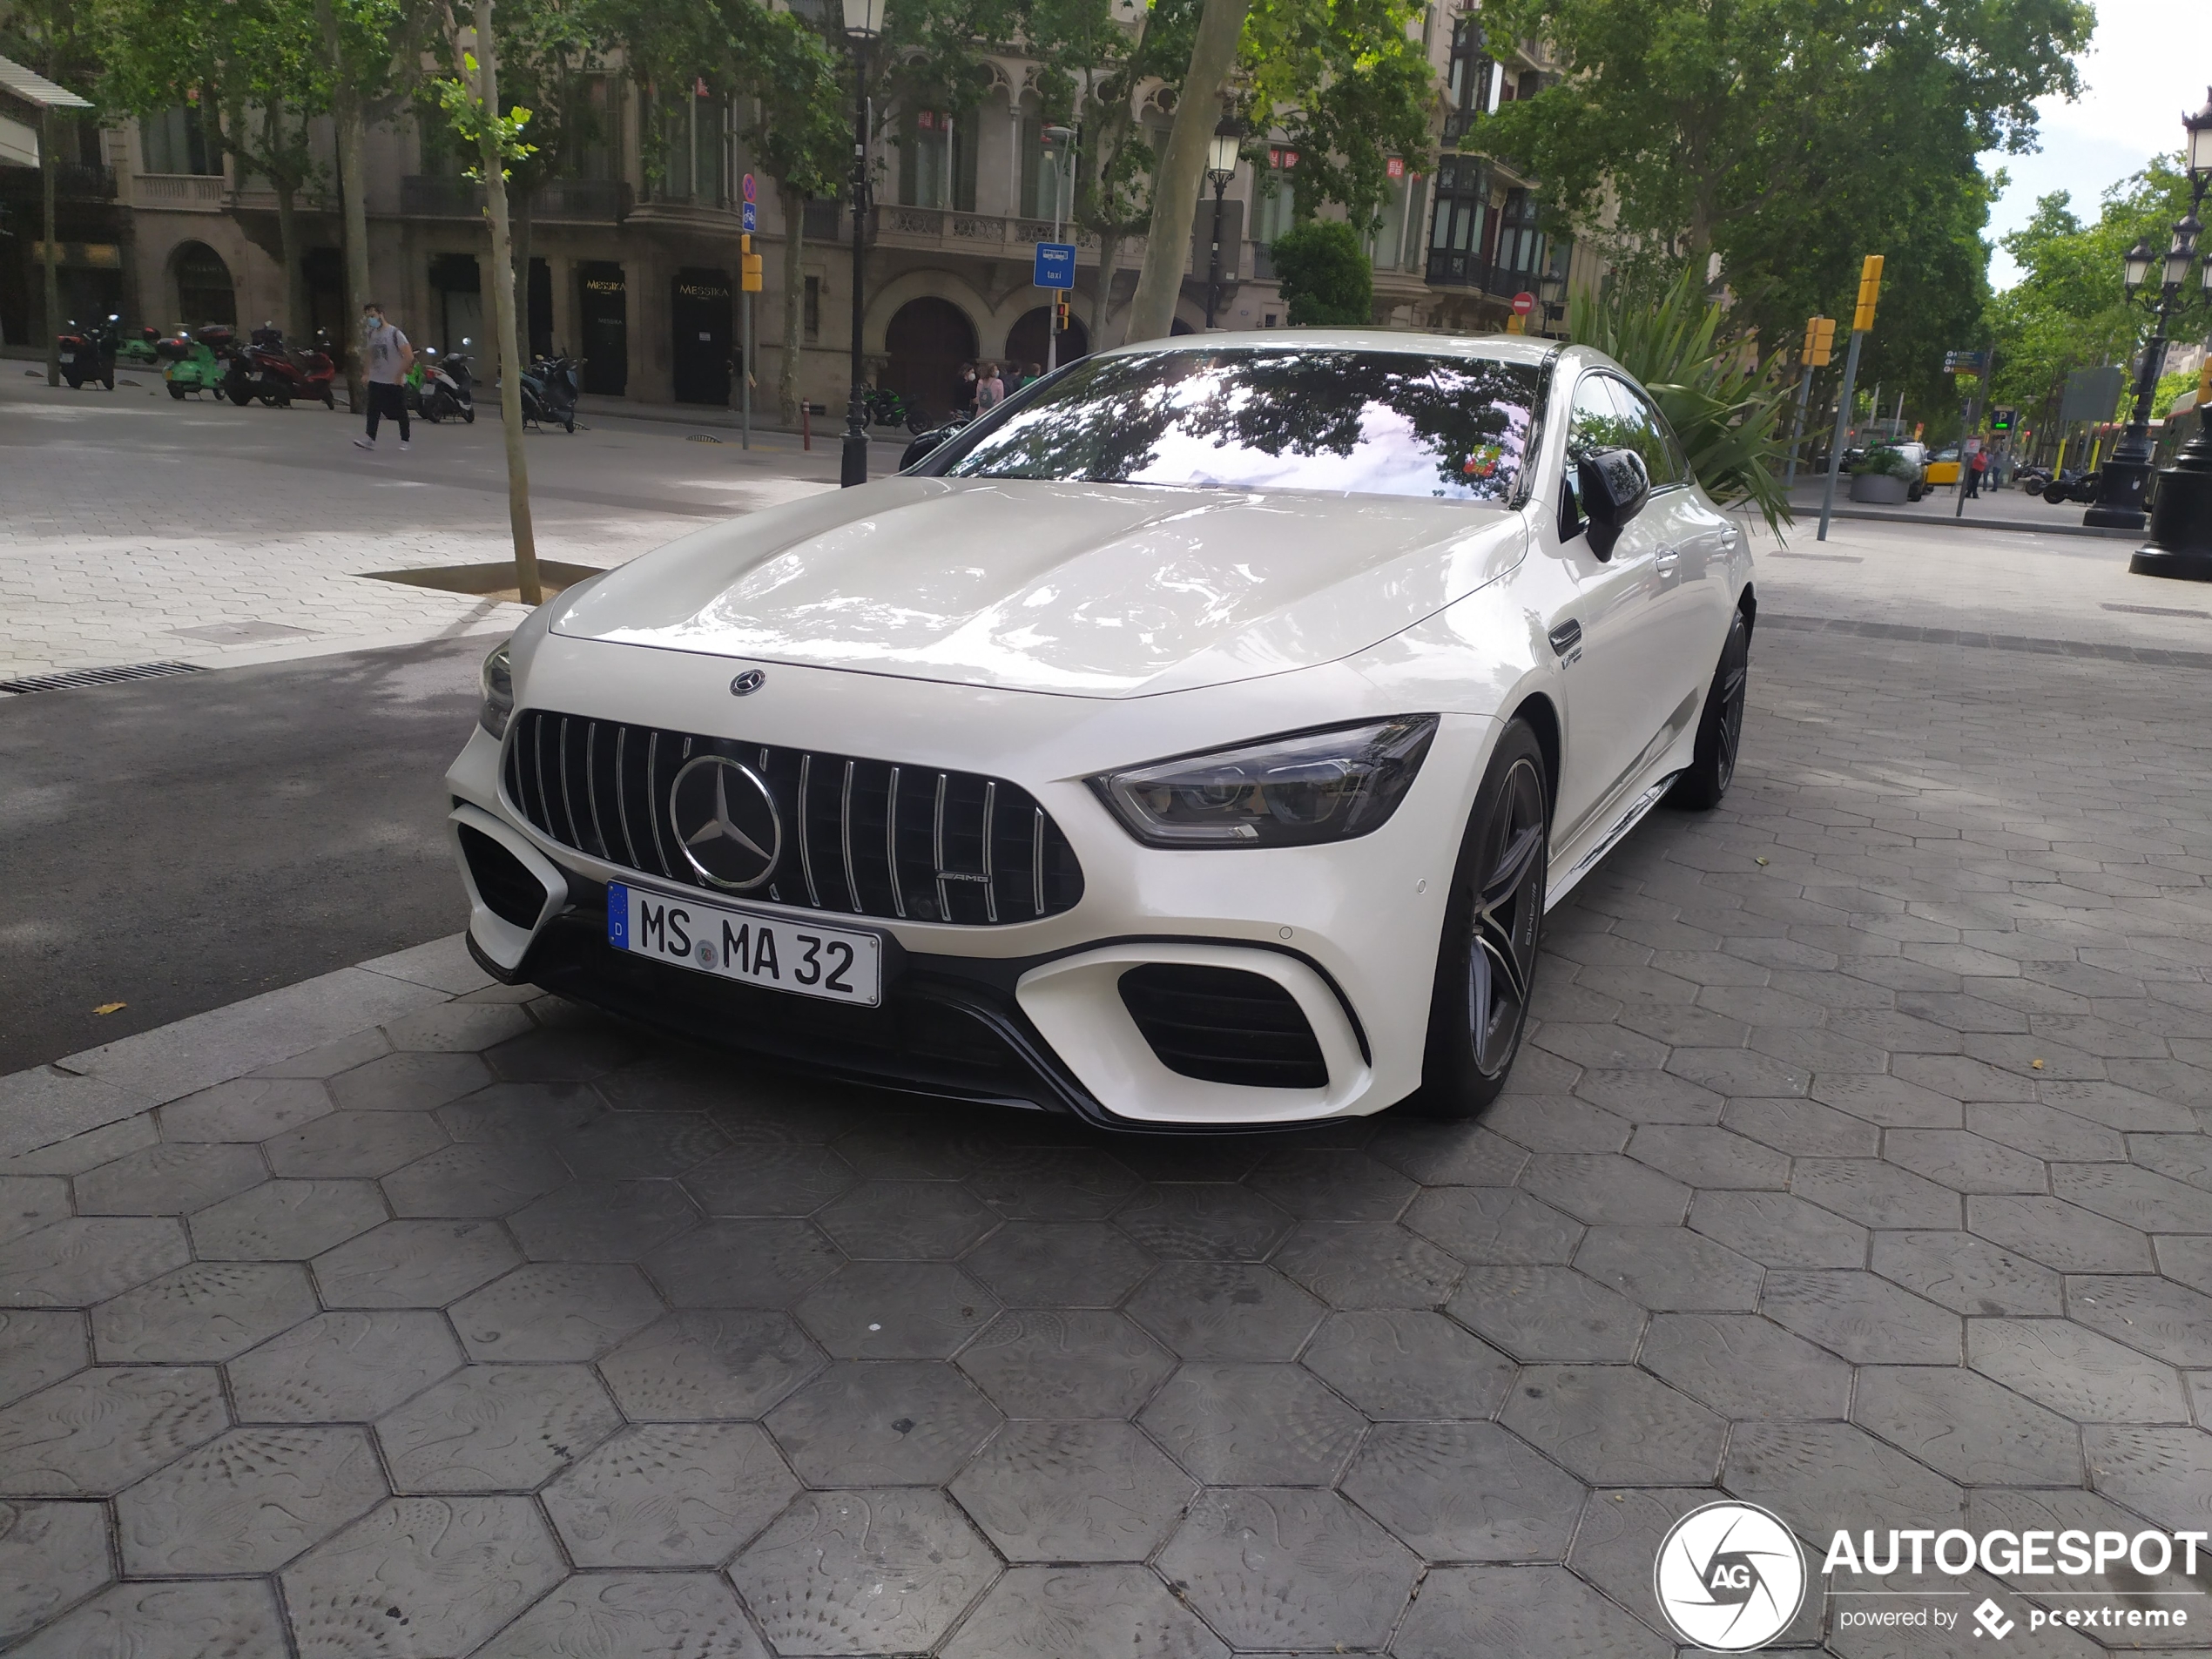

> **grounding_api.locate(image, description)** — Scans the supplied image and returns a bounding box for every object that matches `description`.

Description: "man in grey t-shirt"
[354,302,415,451]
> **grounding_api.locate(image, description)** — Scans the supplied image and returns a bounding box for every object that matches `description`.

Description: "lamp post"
[1043,125,1074,370]
[1204,118,1242,329]
[1537,266,1566,338]
[839,0,883,489]
[2087,89,2212,541]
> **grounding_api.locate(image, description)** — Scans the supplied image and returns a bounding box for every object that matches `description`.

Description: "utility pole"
[1784,315,1834,492]
[1817,255,1884,543]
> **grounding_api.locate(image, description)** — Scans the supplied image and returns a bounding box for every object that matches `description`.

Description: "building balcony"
[867,204,1148,268]
[1424,249,1546,300]
[396,175,632,223]
[133,172,225,210]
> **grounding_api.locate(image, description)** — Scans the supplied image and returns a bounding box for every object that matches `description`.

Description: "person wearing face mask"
[354,303,415,452]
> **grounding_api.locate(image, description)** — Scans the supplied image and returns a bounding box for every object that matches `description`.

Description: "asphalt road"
[0,637,486,1073]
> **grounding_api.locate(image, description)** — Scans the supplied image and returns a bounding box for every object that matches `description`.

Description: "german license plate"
[607,881,882,1007]
[57,353,73,364]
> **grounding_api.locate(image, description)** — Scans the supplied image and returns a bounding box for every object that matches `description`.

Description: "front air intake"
[458,824,549,927]
[1118,963,1329,1089]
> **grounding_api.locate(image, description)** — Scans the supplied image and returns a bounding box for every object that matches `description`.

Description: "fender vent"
[459,824,549,927]
[1118,963,1328,1090]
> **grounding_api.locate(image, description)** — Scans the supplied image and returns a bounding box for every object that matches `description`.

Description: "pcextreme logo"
[1653,1501,1808,1650]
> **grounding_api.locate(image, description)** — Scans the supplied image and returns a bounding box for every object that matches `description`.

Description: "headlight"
[1090,716,1439,847]
[478,640,515,738]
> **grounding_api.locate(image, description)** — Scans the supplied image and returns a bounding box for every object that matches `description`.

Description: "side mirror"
[1577,447,1651,560]
[900,427,954,470]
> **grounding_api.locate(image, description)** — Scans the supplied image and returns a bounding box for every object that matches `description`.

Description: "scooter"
[54,315,119,389]
[158,326,235,398]
[2041,469,2099,506]
[116,323,164,369]
[517,352,581,432]
[223,323,338,409]
[408,342,475,423]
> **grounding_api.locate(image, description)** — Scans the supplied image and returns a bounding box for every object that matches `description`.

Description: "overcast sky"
[1980,0,2212,288]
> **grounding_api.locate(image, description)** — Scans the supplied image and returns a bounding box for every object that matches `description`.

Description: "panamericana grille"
[503,709,1084,926]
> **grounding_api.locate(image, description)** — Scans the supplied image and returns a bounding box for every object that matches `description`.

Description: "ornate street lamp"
[1204,118,1243,329]
[839,0,884,488]
[2087,88,2212,551]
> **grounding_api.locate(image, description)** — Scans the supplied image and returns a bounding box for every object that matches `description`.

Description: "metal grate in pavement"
[0,661,210,696]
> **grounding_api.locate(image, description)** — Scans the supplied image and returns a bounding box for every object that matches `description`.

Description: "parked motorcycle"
[54,315,120,389]
[408,341,475,424]
[158,326,236,399]
[865,386,933,434]
[517,352,581,433]
[116,323,164,370]
[2041,469,2099,506]
[2014,464,2054,495]
[223,323,337,409]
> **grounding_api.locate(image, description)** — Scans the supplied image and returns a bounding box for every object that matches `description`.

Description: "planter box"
[1851,473,1911,504]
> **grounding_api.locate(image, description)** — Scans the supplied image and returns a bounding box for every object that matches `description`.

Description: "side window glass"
[1561,374,1633,536]
[1605,377,1683,488]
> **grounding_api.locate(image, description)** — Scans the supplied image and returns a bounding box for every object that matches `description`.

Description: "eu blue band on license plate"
[607,881,630,948]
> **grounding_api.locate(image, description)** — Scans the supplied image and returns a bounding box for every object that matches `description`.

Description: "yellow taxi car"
[1925,447,1962,486]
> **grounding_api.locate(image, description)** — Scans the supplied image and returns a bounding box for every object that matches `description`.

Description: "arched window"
[172,242,236,326]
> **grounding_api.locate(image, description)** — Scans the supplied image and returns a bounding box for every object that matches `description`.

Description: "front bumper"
[447,640,1503,1129]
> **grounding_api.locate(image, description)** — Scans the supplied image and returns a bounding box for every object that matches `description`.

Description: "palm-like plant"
[1568,266,1796,533]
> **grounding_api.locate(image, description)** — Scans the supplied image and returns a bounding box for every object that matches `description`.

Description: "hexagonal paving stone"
[509,1179,702,1262]
[311,1219,523,1309]
[381,1001,536,1054]
[1499,1365,1725,1486]
[1762,1271,1963,1365]
[1111,1184,1292,1260]
[1366,1118,1530,1184]
[329,1049,493,1112]
[2067,1274,2212,1367]
[114,1424,386,1575]
[1271,1223,1462,1310]
[157,1077,332,1143]
[1638,1312,1853,1420]
[812,1178,999,1258]
[1968,1317,2191,1423]
[1851,1366,2084,1486]
[765,1360,1002,1486]
[1625,1124,1791,1190]
[0,1500,111,1646]
[5,1578,287,1659]
[0,1117,155,1177]
[1341,1420,1584,1563]
[950,1420,1195,1562]
[91,1262,319,1363]
[643,1218,846,1308]
[189,1179,387,1261]
[1868,1231,2063,1316]
[1724,1420,1967,1538]
[965,1148,1143,1220]
[1393,1562,1671,1659]
[1573,1224,1764,1312]
[449,1264,666,1362]
[1521,1153,1694,1226]
[792,1261,1001,1359]
[1402,1186,1581,1264]
[1687,1190,1868,1269]
[1157,1487,1419,1653]
[1244,1150,1418,1222]
[74,1143,267,1216]
[280,1495,564,1656]
[0,1178,68,1248]
[954,1312,1175,1418]
[436,1079,607,1143]
[959,1220,1156,1308]
[0,1366,227,1497]
[375,1364,622,1493]
[681,1143,859,1216]
[0,1312,87,1409]
[1567,1484,1826,1647]
[940,1563,1228,1659]
[543,1422,799,1568]
[227,1310,463,1425]
[730,1487,998,1656]
[0,1217,191,1308]
[553,1111,729,1180]
[1299,1310,1516,1420]
[488,1023,639,1083]
[1447,1264,1645,1362]
[475,1572,769,1658]
[1123,1263,1324,1360]
[380,1142,571,1217]
[262,1109,448,1181]
[1136,1362,1364,1486]
[2080,1425,2212,1533]
[1791,1157,1963,1230]
[597,1311,825,1420]
[1966,1195,2154,1272]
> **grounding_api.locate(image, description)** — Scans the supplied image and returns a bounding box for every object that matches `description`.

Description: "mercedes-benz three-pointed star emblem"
[669,755,783,891]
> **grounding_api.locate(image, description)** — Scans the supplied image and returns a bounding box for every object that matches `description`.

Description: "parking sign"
[1034,242,1076,291]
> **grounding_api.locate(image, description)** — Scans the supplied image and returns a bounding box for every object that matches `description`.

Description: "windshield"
[933,347,1541,503]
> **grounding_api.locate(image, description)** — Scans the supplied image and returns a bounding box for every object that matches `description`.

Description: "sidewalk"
[1784,480,2140,540]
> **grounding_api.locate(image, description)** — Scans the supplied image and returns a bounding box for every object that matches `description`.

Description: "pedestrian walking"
[1966,447,1986,499]
[955,361,979,419]
[353,302,414,452]
[977,361,1006,412]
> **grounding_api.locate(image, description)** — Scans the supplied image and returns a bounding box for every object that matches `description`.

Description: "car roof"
[1096,328,1562,369]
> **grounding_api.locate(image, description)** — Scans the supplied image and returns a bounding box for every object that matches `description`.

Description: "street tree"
[314,0,413,405]
[1269,216,1368,321]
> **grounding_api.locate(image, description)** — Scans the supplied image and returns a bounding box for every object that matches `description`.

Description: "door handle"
[1655,548,1681,570]
[1548,619,1582,658]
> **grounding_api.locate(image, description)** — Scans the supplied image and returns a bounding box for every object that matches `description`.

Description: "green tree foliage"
[1240,0,1429,234]
[2,0,100,374]
[1270,216,1371,323]
[1570,265,1796,531]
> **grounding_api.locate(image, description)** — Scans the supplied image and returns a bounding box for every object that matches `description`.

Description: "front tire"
[1409,719,1550,1119]
[1668,605,1751,811]
[167,381,187,400]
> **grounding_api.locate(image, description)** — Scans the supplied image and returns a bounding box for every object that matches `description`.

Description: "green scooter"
[158,326,235,400]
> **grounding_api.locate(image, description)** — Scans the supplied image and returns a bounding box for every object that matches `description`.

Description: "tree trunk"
[779,182,805,429]
[1122,0,1250,345]
[41,109,61,386]
[316,0,373,409]
[513,194,534,353]
[266,105,310,340]
[474,0,540,606]
[1092,231,1121,348]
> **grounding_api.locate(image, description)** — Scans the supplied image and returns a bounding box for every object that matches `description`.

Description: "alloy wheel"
[1467,755,1547,1076]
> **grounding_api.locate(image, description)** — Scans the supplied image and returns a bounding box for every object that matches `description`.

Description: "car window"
[1603,377,1684,489]
[1561,374,1637,536]
[933,348,1542,503]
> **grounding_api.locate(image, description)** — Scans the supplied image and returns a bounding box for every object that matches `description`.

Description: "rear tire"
[167,382,187,401]
[2044,485,2067,505]
[228,383,253,407]
[462,405,475,424]
[1667,605,1751,811]
[1406,719,1550,1119]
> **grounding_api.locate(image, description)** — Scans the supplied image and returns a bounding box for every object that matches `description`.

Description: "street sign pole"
[1818,258,1884,543]
[739,177,760,450]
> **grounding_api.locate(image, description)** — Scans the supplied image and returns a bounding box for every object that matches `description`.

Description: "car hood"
[551,476,1528,698]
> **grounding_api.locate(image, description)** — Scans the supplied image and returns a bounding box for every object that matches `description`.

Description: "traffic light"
[1055,293,1071,331]
[1852,254,1885,333]
[1802,315,1836,367]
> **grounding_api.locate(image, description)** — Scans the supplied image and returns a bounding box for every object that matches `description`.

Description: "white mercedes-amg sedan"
[446,332,1753,1130]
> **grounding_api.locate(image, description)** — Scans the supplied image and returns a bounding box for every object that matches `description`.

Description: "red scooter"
[223,323,338,409]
